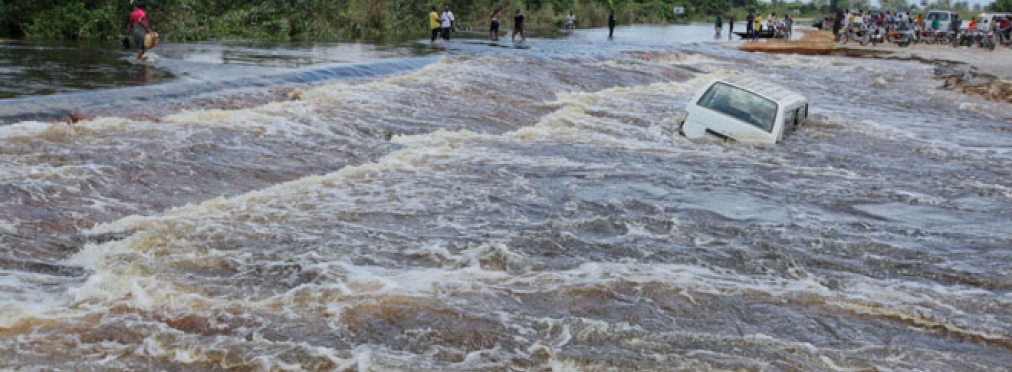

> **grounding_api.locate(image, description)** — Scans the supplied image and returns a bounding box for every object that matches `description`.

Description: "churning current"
[1,26,1011,371]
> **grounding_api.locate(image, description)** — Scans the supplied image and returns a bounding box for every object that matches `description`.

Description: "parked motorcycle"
[914,27,936,44]
[888,28,913,47]
[998,29,1012,47]
[868,26,885,45]
[982,32,997,51]
[951,30,975,48]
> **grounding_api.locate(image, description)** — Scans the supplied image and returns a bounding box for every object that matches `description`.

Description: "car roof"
[718,75,808,107]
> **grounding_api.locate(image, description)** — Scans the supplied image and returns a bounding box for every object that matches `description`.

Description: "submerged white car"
[680,75,809,145]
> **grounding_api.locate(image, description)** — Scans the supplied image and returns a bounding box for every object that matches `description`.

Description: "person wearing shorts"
[128,2,149,59]
[490,8,501,40]
[512,9,526,42]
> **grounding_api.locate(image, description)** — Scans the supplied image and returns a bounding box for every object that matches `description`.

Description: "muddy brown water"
[2,25,1012,371]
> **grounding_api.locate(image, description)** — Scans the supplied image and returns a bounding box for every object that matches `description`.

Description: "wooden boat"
[733,30,785,39]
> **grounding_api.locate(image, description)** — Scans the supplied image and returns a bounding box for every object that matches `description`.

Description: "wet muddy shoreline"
[740,30,1012,105]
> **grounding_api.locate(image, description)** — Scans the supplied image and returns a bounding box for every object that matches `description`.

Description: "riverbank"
[840,38,1012,80]
[738,29,837,55]
[740,29,1012,104]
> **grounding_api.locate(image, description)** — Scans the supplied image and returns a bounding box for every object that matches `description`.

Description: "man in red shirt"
[127,3,150,59]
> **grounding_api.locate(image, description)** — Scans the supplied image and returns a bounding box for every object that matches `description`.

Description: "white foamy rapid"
[2,33,1011,371]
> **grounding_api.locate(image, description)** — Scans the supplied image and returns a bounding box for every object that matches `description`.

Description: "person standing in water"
[746,11,755,41]
[440,6,455,41]
[127,2,150,59]
[783,14,793,39]
[512,9,526,43]
[429,7,441,43]
[714,14,723,38]
[565,12,576,30]
[608,10,616,38]
[728,15,734,40]
[490,8,501,40]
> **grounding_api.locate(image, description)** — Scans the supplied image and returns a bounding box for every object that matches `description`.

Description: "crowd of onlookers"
[817,9,1012,47]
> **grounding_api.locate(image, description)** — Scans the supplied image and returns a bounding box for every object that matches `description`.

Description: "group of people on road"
[430,6,619,44]
[716,11,792,42]
[831,9,917,36]
[431,6,529,43]
[829,8,1012,46]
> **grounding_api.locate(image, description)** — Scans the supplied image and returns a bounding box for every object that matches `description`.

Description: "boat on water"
[733,30,786,39]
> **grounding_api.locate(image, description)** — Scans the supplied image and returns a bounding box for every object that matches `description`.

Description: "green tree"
[0,0,793,40]
[990,0,1012,11]
[881,0,914,11]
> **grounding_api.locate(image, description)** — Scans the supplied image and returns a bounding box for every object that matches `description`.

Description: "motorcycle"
[888,28,913,47]
[982,31,997,51]
[843,25,872,45]
[951,30,975,47]
[935,29,953,45]
[868,26,885,45]
[998,29,1012,47]
[915,27,936,44]
[838,26,857,44]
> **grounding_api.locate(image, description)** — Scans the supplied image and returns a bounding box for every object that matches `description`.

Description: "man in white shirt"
[441,6,455,41]
[565,12,576,30]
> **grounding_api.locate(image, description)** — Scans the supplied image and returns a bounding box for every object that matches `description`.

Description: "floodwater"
[2,25,1012,371]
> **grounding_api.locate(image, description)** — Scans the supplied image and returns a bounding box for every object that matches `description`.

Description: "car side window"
[784,109,796,132]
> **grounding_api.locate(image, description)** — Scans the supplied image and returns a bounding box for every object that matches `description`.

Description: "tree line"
[0,0,773,40]
[6,0,1004,41]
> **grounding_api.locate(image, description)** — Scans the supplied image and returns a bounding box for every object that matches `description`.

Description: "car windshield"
[930,12,950,21]
[697,82,778,132]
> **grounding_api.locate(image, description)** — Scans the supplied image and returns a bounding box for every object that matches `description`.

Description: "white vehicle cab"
[680,75,808,145]
[925,10,956,31]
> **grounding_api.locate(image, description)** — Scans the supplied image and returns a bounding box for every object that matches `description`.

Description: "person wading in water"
[512,9,526,43]
[746,11,755,42]
[127,2,150,59]
[440,6,455,41]
[490,8,501,40]
[715,14,723,38]
[728,15,734,40]
[429,6,441,43]
[608,10,617,38]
